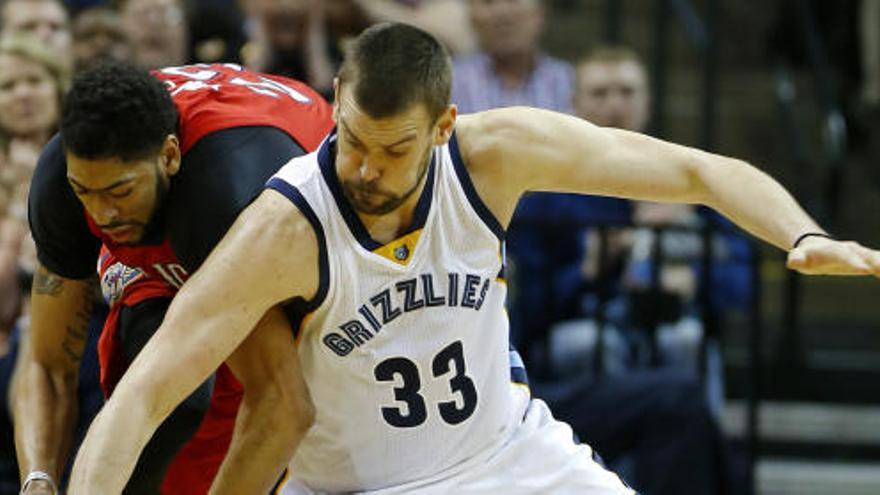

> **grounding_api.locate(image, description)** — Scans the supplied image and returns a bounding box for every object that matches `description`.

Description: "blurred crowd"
[0,0,877,494]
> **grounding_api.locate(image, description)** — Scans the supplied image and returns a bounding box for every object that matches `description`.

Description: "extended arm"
[12,265,96,493]
[457,107,880,276]
[68,190,319,494]
[210,306,315,494]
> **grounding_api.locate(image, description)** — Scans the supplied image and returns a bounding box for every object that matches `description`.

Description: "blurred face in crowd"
[0,52,59,138]
[469,0,543,59]
[574,58,650,132]
[121,0,187,68]
[250,0,311,51]
[72,8,131,72]
[1,0,71,63]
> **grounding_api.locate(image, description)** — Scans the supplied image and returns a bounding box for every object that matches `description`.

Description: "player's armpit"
[212,306,314,494]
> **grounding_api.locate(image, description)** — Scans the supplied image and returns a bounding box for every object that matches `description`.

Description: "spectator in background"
[454,10,730,490]
[242,0,475,98]
[575,47,753,415]
[544,45,735,495]
[0,34,70,326]
[71,6,131,73]
[188,0,247,64]
[453,0,629,353]
[120,0,188,69]
[454,0,570,112]
[0,0,72,71]
[352,0,475,56]
[242,0,341,96]
[0,34,103,494]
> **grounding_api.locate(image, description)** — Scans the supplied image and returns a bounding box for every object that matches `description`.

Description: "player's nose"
[359,160,382,183]
[91,197,121,225]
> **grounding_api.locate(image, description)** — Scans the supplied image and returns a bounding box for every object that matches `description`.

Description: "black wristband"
[792,232,833,249]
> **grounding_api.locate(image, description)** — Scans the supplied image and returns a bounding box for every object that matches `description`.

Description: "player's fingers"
[786,248,808,271]
[787,244,871,275]
[854,245,880,277]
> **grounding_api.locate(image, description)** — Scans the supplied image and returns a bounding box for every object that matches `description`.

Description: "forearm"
[209,387,313,494]
[13,358,79,482]
[14,268,95,489]
[70,287,270,492]
[694,155,822,250]
[67,389,156,494]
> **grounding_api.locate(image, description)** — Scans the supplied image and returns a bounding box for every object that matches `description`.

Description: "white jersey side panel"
[267,132,524,492]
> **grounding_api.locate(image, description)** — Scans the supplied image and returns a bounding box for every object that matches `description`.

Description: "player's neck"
[358,181,425,245]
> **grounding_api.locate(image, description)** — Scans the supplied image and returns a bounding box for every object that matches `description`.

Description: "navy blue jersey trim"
[318,129,437,252]
[448,132,505,241]
[496,240,507,281]
[265,178,330,317]
[509,348,529,385]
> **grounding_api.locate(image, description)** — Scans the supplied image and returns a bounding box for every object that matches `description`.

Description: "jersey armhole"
[266,178,329,337]
[448,132,506,241]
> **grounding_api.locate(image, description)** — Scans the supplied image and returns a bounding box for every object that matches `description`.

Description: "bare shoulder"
[452,108,557,226]
[455,109,525,168]
[455,107,576,172]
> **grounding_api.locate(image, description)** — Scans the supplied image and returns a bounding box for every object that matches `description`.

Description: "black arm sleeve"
[28,134,102,279]
[167,126,307,273]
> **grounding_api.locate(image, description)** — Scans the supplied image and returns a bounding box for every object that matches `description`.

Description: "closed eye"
[107,189,133,199]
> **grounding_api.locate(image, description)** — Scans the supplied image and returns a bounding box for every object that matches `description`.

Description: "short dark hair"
[61,61,177,161]
[338,22,452,122]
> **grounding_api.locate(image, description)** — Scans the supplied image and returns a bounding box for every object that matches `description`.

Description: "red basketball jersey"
[85,64,334,288]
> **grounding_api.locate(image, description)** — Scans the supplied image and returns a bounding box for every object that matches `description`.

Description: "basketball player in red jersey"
[13,62,333,494]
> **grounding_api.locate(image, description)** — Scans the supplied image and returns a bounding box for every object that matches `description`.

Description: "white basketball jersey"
[267,130,530,492]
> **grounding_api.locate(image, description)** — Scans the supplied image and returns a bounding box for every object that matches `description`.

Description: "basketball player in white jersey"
[68,22,880,494]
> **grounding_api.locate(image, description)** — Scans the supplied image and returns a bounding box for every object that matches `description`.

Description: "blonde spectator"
[0,34,69,336]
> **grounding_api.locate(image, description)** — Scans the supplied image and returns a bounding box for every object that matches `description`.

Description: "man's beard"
[111,170,169,245]
[343,146,432,215]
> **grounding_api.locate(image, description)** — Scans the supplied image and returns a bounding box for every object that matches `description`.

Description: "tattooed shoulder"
[33,268,64,296]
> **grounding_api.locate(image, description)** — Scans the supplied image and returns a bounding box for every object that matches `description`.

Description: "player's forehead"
[65,152,154,188]
[336,87,430,144]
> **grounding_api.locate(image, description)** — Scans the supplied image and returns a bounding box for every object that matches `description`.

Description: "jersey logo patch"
[372,229,422,266]
[100,262,145,305]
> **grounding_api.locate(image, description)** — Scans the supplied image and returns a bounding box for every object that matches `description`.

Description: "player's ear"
[433,104,457,146]
[160,134,181,177]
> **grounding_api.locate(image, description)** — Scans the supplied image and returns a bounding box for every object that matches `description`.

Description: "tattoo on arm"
[33,269,64,296]
[60,306,95,365]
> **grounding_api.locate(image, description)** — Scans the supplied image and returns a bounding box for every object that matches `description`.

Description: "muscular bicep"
[458,108,730,225]
[29,135,101,279]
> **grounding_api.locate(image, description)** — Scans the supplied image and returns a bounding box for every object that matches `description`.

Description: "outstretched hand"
[787,237,880,278]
